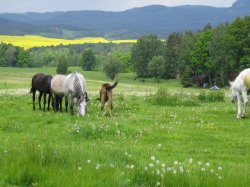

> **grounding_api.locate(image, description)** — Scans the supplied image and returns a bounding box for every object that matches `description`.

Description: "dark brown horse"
[97,81,118,117]
[30,73,52,111]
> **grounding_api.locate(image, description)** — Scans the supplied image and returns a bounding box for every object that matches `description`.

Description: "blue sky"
[0,0,237,13]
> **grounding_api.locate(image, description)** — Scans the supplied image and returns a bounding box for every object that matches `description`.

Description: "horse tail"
[107,81,118,91]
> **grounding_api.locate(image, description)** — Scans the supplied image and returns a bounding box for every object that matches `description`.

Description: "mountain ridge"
[0,0,249,39]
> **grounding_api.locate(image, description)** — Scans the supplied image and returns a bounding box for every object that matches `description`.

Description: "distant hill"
[0,0,249,39]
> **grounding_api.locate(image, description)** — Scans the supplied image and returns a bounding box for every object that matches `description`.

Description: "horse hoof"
[241,114,246,118]
[237,115,241,119]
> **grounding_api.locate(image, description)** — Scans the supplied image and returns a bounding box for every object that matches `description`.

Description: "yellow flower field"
[0,35,136,49]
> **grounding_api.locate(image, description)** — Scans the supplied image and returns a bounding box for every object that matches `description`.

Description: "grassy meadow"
[0,67,249,187]
[0,35,136,49]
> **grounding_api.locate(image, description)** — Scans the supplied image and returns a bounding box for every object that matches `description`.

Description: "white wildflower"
[156,181,160,186]
[156,160,160,164]
[156,169,160,175]
[173,169,177,175]
[87,160,91,164]
[161,163,166,168]
[210,169,215,173]
[144,166,148,171]
[130,165,134,169]
[201,168,205,172]
[149,163,154,168]
[189,158,193,164]
[151,156,156,161]
[206,162,210,167]
[78,166,82,170]
[218,166,222,170]
[174,161,178,165]
[198,161,202,165]
[157,144,162,148]
[167,167,172,171]
[96,164,100,170]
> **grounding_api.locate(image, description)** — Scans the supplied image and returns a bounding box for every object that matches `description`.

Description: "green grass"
[0,67,249,187]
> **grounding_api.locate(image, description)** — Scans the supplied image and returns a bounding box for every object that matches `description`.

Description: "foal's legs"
[242,90,248,118]
[107,92,113,117]
[38,92,42,110]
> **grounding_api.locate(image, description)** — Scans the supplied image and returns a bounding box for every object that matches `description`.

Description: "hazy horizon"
[0,0,237,13]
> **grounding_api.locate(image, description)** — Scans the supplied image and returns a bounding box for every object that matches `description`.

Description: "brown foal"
[97,81,118,116]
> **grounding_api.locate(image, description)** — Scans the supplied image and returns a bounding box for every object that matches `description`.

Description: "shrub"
[56,56,68,74]
[198,90,225,102]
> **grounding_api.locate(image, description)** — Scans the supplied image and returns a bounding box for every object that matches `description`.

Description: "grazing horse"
[230,68,250,118]
[97,81,118,117]
[51,72,89,116]
[50,74,68,112]
[30,73,52,111]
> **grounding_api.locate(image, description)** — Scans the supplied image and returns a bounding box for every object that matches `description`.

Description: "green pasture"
[0,67,249,187]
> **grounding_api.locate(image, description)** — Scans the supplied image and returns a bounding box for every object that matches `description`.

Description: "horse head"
[229,81,237,103]
[77,92,89,116]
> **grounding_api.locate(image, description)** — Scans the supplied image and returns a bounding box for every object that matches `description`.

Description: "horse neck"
[73,74,84,96]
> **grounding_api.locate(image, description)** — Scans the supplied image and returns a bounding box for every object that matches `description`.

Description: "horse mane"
[72,73,84,97]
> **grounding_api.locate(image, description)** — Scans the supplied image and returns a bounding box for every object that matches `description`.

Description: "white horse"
[51,72,89,116]
[230,68,250,118]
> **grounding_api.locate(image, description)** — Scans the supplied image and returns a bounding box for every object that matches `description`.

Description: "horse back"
[243,70,250,90]
[51,74,66,95]
[31,73,52,93]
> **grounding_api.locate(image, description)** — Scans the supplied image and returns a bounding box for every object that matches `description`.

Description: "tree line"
[132,16,250,87]
[0,16,249,85]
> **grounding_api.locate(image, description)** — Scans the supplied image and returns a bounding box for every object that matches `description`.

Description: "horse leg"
[236,92,242,118]
[70,96,74,115]
[108,92,113,117]
[48,93,51,111]
[32,90,36,110]
[59,96,63,112]
[65,96,68,112]
[43,93,46,112]
[242,90,248,118]
[51,93,56,112]
[38,92,42,110]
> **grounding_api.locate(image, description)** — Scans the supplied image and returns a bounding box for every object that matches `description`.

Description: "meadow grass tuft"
[198,90,225,102]
[147,88,199,107]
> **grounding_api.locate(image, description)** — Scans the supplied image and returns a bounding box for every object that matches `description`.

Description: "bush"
[198,90,225,102]
[147,88,199,107]
[56,56,68,74]
[103,56,122,80]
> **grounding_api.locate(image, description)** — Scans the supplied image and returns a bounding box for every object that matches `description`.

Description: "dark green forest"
[0,16,250,87]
